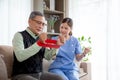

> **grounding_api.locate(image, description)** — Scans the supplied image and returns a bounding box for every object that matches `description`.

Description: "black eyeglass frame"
[32,19,47,26]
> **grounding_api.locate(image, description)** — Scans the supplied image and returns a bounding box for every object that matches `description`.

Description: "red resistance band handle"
[37,39,60,49]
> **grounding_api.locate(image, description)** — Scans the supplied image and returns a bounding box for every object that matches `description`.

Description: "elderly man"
[12,11,63,80]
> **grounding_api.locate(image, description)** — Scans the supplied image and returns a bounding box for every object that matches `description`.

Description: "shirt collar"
[26,27,38,39]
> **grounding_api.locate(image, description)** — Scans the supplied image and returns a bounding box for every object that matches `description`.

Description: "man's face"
[29,16,46,35]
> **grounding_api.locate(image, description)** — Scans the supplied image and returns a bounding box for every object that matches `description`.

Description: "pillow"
[0,55,8,80]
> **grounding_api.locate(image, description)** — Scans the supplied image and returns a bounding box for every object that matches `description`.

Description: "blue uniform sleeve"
[75,39,83,54]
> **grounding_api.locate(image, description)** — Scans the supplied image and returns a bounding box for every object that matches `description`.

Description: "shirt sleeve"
[75,38,83,54]
[44,48,57,60]
[12,32,42,62]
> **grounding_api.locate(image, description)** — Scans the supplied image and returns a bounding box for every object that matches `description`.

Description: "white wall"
[0,0,33,45]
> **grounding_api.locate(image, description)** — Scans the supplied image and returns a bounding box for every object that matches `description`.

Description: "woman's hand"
[56,38,64,46]
[83,48,91,55]
[76,48,91,61]
[56,35,66,46]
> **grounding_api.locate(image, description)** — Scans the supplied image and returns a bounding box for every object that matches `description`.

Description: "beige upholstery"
[0,45,91,80]
[0,55,8,80]
[0,45,13,79]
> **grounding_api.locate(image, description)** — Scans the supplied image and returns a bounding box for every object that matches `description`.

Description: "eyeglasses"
[32,19,46,26]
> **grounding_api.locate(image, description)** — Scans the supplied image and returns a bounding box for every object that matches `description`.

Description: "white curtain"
[0,0,33,45]
[68,0,120,80]
[107,0,120,80]
[68,0,107,80]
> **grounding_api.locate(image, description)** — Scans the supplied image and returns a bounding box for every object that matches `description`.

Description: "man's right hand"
[38,32,47,43]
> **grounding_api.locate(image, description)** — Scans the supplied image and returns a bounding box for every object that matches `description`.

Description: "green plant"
[47,15,59,30]
[78,36,92,61]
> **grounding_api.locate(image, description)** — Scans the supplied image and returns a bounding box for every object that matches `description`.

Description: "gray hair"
[29,11,44,19]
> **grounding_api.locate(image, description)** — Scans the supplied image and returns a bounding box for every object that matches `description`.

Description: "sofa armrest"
[80,62,91,80]
[0,55,8,80]
[0,45,13,78]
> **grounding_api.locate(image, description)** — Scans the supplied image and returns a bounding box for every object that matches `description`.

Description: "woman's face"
[59,23,71,36]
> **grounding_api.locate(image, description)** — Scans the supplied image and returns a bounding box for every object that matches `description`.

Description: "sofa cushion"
[0,55,8,80]
[43,59,53,71]
[0,45,13,78]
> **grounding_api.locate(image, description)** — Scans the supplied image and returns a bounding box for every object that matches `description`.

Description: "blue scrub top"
[49,36,82,71]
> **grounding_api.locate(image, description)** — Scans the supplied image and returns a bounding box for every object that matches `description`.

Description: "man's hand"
[38,32,47,43]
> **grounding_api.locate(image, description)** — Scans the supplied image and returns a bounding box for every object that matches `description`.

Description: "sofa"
[0,45,91,80]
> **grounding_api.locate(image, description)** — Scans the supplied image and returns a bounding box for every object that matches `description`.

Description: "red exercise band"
[37,39,60,48]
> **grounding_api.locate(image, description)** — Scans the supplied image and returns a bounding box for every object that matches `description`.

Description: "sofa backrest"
[0,45,13,78]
